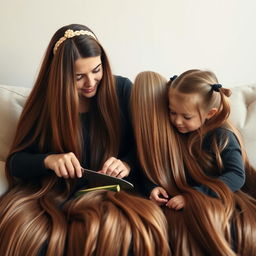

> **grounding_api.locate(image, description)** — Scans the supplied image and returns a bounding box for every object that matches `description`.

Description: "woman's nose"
[85,74,96,87]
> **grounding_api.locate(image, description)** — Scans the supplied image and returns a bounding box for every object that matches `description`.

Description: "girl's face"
[75,56,103,98]
[168,90,213,133]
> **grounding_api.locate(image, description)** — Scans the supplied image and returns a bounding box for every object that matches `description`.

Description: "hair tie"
[211,83,222,92]
[170,75,178,82]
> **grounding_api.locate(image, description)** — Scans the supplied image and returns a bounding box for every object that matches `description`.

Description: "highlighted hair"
[65,190,171,256]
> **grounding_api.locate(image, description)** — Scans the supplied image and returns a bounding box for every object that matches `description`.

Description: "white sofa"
[0,84,256,195]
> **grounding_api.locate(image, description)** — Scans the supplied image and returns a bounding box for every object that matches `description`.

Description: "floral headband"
[53,29,97,55]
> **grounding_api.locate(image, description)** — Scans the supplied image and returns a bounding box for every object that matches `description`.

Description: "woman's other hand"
[44,152,82,178]
[98,157,131,178]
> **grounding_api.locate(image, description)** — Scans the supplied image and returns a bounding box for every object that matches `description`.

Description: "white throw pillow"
[229,84,256,168]
[0,85,30,162]
[0,86,30,195]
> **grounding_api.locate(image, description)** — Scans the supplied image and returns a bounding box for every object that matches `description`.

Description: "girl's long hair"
[0,24,121,256]
[65,190,171,256]
[131,70,256,255]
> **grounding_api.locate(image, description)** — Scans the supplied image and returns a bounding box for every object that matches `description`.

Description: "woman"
[0,24,135,256]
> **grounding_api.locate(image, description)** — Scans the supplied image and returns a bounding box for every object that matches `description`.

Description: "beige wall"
[0,0,255,88]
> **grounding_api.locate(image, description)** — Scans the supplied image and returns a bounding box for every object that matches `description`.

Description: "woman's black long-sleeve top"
[8,76,136,188]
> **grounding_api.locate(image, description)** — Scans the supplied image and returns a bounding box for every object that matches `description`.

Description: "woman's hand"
[166,195,185,210]
[98,157,131,178]
[150,187,169,205]
[44,152,82,179]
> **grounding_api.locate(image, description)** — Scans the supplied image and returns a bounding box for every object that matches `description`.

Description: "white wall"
[0,0,255,88]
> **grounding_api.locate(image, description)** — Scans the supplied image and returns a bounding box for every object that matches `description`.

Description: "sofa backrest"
[0,85,30,195]
[0,84,255,195]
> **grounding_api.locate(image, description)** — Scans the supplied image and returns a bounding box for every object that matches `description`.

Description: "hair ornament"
[53,29,97,55]
[170,75,178,82]
[211,83,222,92]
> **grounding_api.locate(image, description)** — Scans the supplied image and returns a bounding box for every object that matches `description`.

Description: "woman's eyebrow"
[93,63,102,70]
[169,106,193,116]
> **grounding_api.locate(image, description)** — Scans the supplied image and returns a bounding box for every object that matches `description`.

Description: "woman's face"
[75,56,103,98]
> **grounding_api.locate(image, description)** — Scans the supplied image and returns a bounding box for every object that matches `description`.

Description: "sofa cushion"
[0,85,31,162]
[229,84,256,168]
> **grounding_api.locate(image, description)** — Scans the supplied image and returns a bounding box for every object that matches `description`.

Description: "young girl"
[131,70,256,256]
[150,69,255,210]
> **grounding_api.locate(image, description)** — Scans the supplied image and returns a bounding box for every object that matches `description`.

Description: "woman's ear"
[206,108,218,120]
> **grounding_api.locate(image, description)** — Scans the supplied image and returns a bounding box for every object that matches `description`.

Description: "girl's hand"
[166,195,185,210]
[98,157,131,178]
[44,152,82,179]
[150,187,169,205]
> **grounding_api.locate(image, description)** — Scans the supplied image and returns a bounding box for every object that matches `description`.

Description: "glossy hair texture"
[131,71,184,193]
[0,179,67,256]
[0,24,121,256]
[131,71,256,255]
[65,190,171,256]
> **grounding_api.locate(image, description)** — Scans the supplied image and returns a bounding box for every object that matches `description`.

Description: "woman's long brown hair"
[0,24,121,256]
[131,70,256,255]
[65,190,171,256]
[6,23,120,176]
